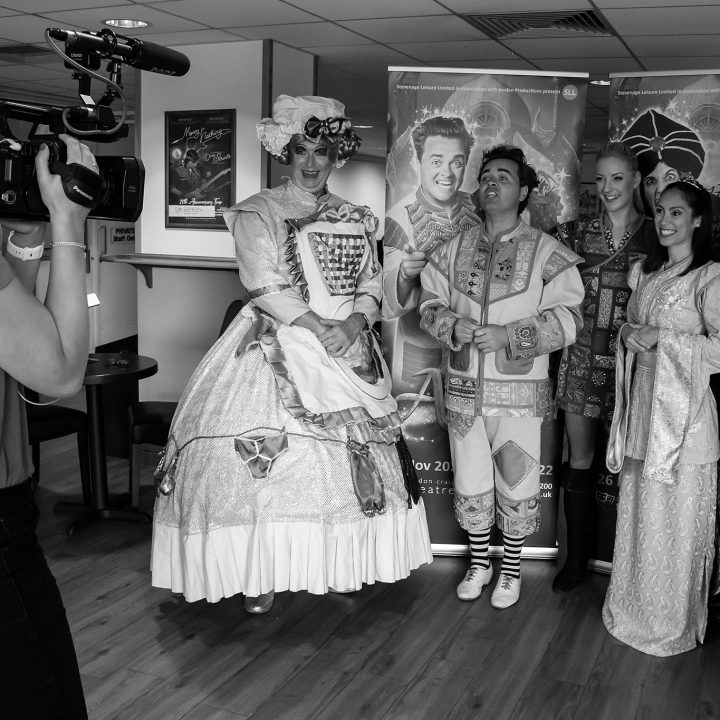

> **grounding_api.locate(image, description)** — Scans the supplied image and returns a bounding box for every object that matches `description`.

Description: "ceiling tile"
[428,58,536,71]
[642,56,720,72]
[0,63,69,81]
[134,29,245,45]
[601,6,720,35]
[41,5,203,35]
[596,0,710,6]
[283,0,446,20]
[626,35,720,57]
[0,0,131,10]
[539,57,641,74]
[338,15,482,43]
[504,36,628,59]
[146,0,318,26]
[442,0,594,11]
[0,14,84,44]
[235,22,371,47]
[392,40,518,64]
[304,43,413,64]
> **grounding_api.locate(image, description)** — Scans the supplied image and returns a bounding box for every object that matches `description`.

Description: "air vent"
[463,10,611,40]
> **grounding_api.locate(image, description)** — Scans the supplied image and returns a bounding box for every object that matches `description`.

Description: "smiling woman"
[553,141,656,593]
[603,178,720,656]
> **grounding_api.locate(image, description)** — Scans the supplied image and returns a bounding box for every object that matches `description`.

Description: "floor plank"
[28,437,720,720]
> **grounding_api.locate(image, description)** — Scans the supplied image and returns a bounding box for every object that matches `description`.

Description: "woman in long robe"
[151,95,432,614]
[603,179,720,655]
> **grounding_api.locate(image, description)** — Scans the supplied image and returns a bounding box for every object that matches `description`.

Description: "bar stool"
[128,400,177,507]
[26,399,92,504]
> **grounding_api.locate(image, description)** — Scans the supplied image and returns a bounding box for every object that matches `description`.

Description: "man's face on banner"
[419,135,467,207]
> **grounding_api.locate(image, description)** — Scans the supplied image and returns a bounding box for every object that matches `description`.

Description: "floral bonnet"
[256,94,361,167]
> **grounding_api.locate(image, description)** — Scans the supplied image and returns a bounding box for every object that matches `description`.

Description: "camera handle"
[47,142,106,208]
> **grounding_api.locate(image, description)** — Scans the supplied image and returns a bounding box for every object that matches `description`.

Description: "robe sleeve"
[505,239,585,360]
[643,270,720,483]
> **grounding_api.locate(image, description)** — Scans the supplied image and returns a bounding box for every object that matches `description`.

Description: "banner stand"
[385,66,589,558]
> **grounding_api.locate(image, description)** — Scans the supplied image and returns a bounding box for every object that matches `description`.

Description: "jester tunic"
[418,219,584,534]
[419,218,584,424]
[151,180,432,602]
[603,259,720,656]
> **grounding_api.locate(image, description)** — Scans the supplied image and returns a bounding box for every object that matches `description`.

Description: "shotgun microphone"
[47,28,190,76]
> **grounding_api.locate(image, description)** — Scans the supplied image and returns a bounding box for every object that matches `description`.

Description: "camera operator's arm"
[0,134,93,396]
[1,222,46,293]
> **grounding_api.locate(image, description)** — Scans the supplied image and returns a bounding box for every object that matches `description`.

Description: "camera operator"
[0,134,95,719]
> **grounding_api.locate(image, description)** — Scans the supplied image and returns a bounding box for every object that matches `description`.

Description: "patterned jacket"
[419,218,584,423]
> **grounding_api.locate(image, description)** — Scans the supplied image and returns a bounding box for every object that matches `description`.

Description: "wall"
[137,41,316,400]
[329,155,386,235]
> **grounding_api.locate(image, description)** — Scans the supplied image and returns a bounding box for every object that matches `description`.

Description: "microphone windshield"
[127,39,190,76]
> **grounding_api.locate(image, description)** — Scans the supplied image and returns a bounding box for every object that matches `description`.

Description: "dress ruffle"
[151,500,431,602]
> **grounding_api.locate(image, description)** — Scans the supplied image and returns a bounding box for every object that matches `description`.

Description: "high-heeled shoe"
[243,591,274,614]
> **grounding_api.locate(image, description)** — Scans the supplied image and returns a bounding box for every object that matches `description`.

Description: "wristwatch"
[6,239,45,261]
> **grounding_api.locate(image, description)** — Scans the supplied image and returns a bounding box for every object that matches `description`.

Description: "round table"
[66,352,158,534]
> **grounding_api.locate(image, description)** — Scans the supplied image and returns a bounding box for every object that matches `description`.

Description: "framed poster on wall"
[165,109,235,229]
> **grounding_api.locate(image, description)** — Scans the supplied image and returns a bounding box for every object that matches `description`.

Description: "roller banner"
[591,69,720,565]
[384,67,588,554]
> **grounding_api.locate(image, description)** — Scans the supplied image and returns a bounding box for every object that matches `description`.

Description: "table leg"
[63,385,151,534]
[87,384,109,509]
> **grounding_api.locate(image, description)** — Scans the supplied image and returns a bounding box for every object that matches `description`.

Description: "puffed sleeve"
[229,210,310,326]
[505,237,584,359]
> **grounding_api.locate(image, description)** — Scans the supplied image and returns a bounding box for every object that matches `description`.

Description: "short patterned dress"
[555,216,655,424]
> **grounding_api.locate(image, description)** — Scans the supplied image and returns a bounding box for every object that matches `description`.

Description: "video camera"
[0,28,190,222]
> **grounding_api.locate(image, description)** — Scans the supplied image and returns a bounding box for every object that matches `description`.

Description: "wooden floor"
[34,434,720,720]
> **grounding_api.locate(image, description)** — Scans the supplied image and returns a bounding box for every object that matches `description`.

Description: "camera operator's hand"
[36,133,95,224]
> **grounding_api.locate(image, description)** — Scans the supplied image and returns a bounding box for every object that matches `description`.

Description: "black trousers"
[0,478,88,719]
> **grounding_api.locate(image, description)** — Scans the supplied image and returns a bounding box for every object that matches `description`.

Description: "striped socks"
[468,528,491,570]
[500,532,525,578]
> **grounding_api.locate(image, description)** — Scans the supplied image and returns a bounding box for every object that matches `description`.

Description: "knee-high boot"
[552,466,597,593]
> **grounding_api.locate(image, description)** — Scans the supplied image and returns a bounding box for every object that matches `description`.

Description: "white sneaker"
[456,565,493,601]
[490,573,521,609]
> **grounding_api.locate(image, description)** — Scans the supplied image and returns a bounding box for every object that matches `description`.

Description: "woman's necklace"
[603,224,633,253]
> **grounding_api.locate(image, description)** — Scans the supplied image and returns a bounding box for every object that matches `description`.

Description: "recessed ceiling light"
[103,19,150,29]
[590,79,610,86]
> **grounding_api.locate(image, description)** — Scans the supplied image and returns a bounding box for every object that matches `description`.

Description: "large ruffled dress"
[151,180,432,602]
[603,259,720,655]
